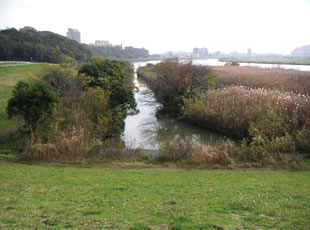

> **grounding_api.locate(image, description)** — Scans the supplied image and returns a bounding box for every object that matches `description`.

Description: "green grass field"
[219,58,310,66]
[0,161,309,229]
[0,64,48,133]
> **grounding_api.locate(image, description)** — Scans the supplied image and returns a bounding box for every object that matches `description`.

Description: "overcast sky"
[1,0,310,54]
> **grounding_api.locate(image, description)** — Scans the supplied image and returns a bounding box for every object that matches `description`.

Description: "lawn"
[0,64,48,133]
[0,161,309,229]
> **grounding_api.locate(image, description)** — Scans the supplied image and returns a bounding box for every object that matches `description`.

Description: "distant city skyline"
[1,0,310,55]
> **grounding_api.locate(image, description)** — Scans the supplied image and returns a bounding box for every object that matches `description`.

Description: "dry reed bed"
[158,140,302,167]
[211,66,310,94]
[183,86,310,140]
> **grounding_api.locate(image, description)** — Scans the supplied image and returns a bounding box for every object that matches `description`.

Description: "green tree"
[79,58,136,111]
[78,58,137,136]
[7,80,59,138]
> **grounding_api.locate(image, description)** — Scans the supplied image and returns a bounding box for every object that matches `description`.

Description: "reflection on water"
[123,61,226,149]
[123,59,310,149]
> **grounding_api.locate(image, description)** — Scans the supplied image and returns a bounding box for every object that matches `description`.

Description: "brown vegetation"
[158,140,302,167]
[211,66,310,94]
[22,59,137,161]
[137,59,212,114]
[137,60,310,161]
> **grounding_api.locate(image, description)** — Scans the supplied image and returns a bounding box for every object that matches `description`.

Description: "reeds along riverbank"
[137,61,310,159]
[211,66,310,94]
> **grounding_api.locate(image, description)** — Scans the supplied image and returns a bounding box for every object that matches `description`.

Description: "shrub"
[296,120,310,153]
[191,140,237,165]
[79,58,136,111]
[41,65,83,97]
[157,141,193,162]
[7,80,59,138]
[138,59,212,114]
[23,58,138,161]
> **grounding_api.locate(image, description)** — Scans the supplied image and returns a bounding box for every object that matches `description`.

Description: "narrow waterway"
[123,59,310,149]
[123,61,226,150]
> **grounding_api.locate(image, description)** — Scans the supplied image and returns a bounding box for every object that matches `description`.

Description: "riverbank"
[137,60,310,161]
[0,160,309,229]
[219,58,310,65]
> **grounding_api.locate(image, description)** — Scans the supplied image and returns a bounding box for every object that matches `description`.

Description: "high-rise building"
[67,28,80,43]
[247,48,252,57]
[193,47,208,58]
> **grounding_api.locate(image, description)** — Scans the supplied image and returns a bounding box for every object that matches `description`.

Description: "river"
[123,59,310,149]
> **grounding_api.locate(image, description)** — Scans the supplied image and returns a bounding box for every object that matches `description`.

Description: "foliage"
[79,57,123,81]
[59,55,78,68]
[296,120,310,153]
[138,59,212,114]
[0,27,150,63]
[90,45,149,59]
[0,27,91,63]
[158,141,193,162]
[0,64,47,132]
[224,61,240,66]
[6,80,59,136]
[20,58,137,160]
[41,65,83,97]
[79,58,136,111]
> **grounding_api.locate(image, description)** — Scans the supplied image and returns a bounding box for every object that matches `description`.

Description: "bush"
[157,141,193,162]
[296,120,310,153]
[7,80,59,138]
[138,59,212,114]
[79,58,136,111]
[41,65,83,96]
[23,58,137,161]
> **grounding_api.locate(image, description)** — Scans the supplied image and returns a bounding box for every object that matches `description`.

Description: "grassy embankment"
[0,64,48,133]
[0,161,310,229]
[219,58,310,65]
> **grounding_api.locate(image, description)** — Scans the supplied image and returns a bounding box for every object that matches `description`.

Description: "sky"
[0,0,310,54]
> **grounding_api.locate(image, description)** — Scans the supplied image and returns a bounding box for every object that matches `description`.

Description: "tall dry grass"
[158,140,301,167]
[211,66,310,94]
[183,85,310,153]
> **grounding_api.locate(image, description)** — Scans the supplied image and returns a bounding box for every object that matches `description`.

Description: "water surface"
[123,61,226,149]
[123,59,310,149]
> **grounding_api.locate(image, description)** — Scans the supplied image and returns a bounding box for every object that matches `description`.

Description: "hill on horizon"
[0,26,150,63]
[291,44,310,57]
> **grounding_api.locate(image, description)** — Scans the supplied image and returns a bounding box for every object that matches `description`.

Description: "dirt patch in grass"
[0,81,15,86]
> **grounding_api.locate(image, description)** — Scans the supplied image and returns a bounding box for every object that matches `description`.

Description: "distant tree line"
[0,27,150,63]
[90,45,149,60]
[0,27,91,63]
